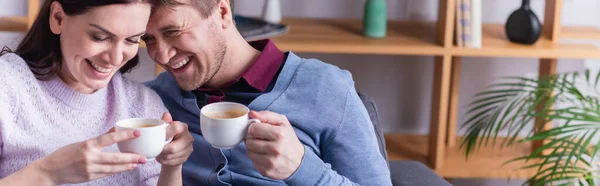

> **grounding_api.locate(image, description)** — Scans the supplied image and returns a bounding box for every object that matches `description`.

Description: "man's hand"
[245,111,305,180]
[157,112,194,167]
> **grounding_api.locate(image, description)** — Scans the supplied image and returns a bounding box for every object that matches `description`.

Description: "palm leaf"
[461,69,600,185]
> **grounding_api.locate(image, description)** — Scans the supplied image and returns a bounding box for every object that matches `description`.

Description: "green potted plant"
[461,70,600,185]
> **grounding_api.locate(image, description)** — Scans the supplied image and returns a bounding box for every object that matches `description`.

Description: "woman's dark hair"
[0,0,153,80]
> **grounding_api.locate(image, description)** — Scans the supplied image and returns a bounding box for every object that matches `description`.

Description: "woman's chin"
[83,80,111,92]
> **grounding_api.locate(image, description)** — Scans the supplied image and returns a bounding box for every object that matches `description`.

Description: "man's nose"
[150,39,176,65]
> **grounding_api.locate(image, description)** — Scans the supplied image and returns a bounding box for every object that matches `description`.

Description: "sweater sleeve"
[284,90,392,186]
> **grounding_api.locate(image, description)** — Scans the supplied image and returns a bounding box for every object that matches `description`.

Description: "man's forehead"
[154,0,192,9]
[147,8,178,31]
[151,0,195,18]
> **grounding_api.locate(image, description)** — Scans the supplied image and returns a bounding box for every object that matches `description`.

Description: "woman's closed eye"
[126,37,141,44]
[91,35,109,42]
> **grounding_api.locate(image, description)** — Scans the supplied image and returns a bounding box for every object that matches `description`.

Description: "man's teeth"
[171,58,190,70]
[89,61,110,73]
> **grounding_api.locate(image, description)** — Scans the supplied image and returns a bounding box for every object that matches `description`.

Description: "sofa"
[357,91,453,186]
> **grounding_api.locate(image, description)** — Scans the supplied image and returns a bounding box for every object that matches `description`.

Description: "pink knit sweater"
[0,53,167,186]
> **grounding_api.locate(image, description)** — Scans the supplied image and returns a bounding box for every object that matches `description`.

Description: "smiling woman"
[2,0,151,93]
[0,0,194,186]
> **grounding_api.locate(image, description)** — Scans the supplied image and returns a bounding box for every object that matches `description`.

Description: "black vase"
[505,0,542,45]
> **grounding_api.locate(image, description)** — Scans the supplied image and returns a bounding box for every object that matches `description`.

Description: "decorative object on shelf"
[262,0,281,24]
[504,0,542,45]
[235,15,289,42]
[362,0,387,38]
[461,70,600,185]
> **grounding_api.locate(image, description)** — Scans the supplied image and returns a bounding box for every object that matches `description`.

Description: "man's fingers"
[247,151,275,170]
[165,121,187,141]
[94,152,147,164]
[161,136,190,155]
[157,146,193,164]
[246,122,281,141]
[162,112,173,123]
[249,111,289,126]
[94,130,140,147]
[245,138,276,154]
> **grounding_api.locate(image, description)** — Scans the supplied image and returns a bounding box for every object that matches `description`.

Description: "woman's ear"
[49,1,66,35]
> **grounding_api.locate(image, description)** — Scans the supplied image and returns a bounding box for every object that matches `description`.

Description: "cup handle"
[248,119,261,125]
[244,119,261,141]
[165,137,174,145]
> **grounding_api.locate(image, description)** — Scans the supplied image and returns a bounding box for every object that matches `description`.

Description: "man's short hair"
[157,0,219,18]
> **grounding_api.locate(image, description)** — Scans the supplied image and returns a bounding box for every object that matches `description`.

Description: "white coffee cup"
[115,118,172,159]
[200,102,261,149]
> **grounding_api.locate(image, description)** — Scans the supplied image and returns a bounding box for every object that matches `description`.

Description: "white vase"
[262,0,281,24]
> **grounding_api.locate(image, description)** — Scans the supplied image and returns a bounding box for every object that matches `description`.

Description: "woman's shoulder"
[0,53,31,73]
[0,53,35,85]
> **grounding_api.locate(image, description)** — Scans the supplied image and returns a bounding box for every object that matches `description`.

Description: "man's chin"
[174,78,202,91]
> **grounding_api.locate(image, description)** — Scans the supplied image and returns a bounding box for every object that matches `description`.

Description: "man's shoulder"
[286,52,355,91]
[143,72,189,110]
[144,72,179,94]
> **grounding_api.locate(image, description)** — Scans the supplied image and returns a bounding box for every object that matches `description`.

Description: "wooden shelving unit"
[562,26,600,40]
[4,0,600,181]
[0,16,27,32]
[0,0,38,32]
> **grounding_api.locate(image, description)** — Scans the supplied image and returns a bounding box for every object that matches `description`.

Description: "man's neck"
[204,33,260,88]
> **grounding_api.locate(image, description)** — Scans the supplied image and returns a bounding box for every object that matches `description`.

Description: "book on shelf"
[460,0,472,47]
[470,0,482,48]
[455,0,464,47]
[455,0,481,48]
[235,15,289,42]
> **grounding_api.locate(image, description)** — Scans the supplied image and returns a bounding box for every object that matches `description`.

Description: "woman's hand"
[36,129,147,185]
[157,112,194,167]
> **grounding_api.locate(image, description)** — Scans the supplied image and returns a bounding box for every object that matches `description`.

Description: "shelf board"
[0,16,27,32]
[385,134,536,179]
[450,24,600,59]
[562,26,600,40]
[272,18,445,56]
[273,19,600,59]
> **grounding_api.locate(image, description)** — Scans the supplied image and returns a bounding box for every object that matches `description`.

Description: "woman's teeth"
[88,61,110,73]
[171,57,190,70]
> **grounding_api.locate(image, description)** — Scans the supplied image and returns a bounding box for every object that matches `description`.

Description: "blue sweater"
[146,52,392,186]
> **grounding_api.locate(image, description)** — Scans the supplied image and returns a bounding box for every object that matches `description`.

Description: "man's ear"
[217,0,233,29]
[49,1,66,35]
